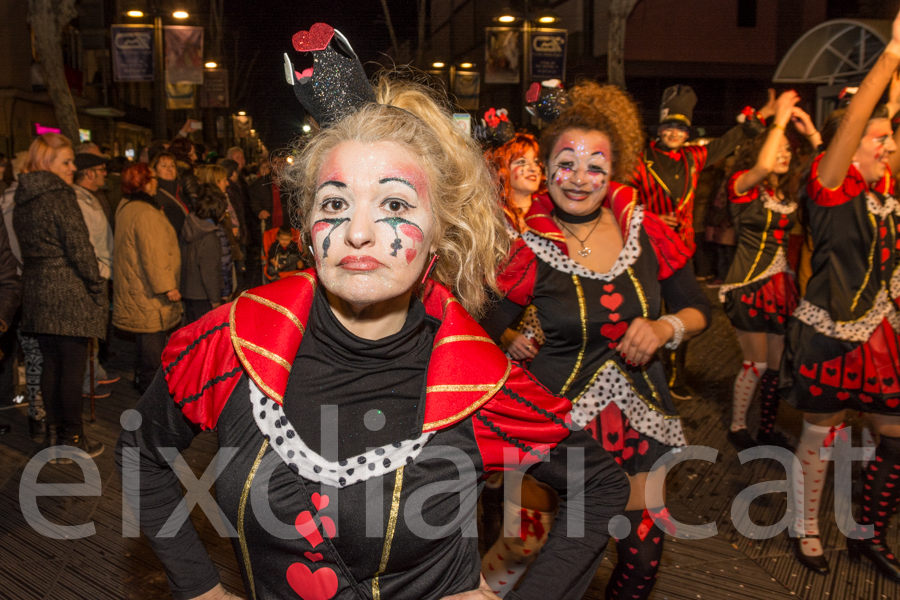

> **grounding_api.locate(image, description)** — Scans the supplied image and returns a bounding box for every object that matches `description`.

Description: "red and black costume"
[781,156,900,413]
[482,184,710,472]
[115,272,629,600]
[720,170,799,334]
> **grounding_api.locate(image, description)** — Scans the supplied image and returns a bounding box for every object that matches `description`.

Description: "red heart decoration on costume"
[297,67,314,81]
[286,563,338,600]
[887,398,900,408]
[601,322,628,342]
[779,217,789,228]
[748,308,758,317]
[507,570,515,575]
[773,229,784,242]
[609,312,621,322]
[882,248,891,263]
[296,512,324,548]
[653,537,660,544]
[526,82,542,103]
[777,315,785,323]
[860,393,873,403]
[638,440,650,455]
[881,226,888,239]
[650,561,659,567]
[608,342,618,349]
[311,493,329,511]
[622,447,635,460]
[603,284,615,293]
[499,580,507,585]
[837,391,850,401]
[304,552,324,562]
[600,293,623,311]
[292,23,336,52]
[809,385,822,397]
[799,364,817,379]
[629,548,639,554]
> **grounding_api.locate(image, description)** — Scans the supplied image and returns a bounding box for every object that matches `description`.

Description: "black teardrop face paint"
[312,218,350,258]
[376,217,424,257]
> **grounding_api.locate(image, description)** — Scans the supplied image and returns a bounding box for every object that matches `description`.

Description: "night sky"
[225,0,420,150]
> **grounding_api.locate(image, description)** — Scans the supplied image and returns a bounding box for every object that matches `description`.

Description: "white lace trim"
[891,264,900,301]
[793,286,900,343]
[521,205,645,281]
[867,191,900,219]
[760,188,797,214]
[249,380,435,488]
[569,362,687,448]
[718,247,792,303]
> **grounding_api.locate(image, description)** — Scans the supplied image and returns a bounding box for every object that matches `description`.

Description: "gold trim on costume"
[230,298,283,403]
[238,339,292,372]
[743,211,771,283]
[372,466,405,600]
[626,268,648,317]
[663,114,691,126]
[238,439,269,600]
[851,213,878,312]
[432,335,493,350]
[242,293,306,335]
[423,361,512,430]
[646,163,674,198]
[560,275,587,395]
[426,383,499,393]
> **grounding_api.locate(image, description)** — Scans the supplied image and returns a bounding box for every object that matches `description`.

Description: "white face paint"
[545,129,612,216]
[852,118,897,185]
[311,140,436,309]
[509,147,542,197]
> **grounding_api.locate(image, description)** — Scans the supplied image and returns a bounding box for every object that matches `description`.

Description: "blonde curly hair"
[539,81,645,182]
[279,74,508,319]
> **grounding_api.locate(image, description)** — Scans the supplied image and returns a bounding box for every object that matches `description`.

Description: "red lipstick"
[339,256,382,271]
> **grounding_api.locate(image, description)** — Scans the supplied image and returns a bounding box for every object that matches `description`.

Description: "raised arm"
[818,8,900,189]
[734,91,799,195]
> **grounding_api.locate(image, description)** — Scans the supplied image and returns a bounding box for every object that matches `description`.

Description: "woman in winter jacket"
[113,163,182,394]
[13,134,107,460]
[180,185,228,324]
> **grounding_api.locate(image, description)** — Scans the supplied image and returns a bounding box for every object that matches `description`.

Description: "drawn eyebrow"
[317,180,346,192]
[554,147,575,159]
[379,177,417,192]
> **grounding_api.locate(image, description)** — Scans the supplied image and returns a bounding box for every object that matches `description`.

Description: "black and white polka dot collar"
[521,204,644,281]
[248,380,435,488]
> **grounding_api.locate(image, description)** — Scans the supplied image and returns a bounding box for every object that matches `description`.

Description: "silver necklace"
[556,212,603,257]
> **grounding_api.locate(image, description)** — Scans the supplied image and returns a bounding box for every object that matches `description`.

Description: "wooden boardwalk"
[0,288,897,599]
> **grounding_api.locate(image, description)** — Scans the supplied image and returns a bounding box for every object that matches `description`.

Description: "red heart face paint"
[509,147,542,197]
[546,129,612,216]
[853,118,897,186]
[311,140,434,308]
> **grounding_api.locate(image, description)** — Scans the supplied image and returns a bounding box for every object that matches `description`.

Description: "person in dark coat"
[0,208,22,435]
[13,134,107,460]
[180,188,228,324]
[152,151,189,237]
[168,137,201,210]
[248,157,290,231]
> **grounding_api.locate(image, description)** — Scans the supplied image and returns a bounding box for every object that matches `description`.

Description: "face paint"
[852,119,897,185]
[311,140,436,309]
[509,148,541,196]
[546,129,612,216]
[312,218,350,258]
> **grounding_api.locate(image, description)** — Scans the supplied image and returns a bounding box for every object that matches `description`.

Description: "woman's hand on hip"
[501,328,538,361]
[617,317,675,366]
[440,575,502,599]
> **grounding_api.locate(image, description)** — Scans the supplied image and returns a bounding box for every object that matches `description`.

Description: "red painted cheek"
[399,224,424,244]
[405,248,418,264]
[312,222,330,237]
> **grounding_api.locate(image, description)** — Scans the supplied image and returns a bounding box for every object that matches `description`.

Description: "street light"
[432,62,445,68]
[126,4,190,139]
[205,61,218,69]
[460,62,474,69]
[238,111,246,116]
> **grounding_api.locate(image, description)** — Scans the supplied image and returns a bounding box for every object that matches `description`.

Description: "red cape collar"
[524,184,639,253]
[229,270,511,432]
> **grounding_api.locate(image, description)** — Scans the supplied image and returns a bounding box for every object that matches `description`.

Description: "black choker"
[554,205,603,224]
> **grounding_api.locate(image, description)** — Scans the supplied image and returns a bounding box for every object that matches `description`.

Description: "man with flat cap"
[73,153,117,396]
[629,85,775,399]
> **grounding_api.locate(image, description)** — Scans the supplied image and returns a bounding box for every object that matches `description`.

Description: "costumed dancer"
[480,81,711,600]
[780,7,900,580]
[116,23,629,600]
[719,91,822,451]
[629,85,774,399]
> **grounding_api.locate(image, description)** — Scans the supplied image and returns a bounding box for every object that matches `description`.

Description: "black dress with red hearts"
[482,186,710,475]
[719,170,799,335]
[780,155,900,413]
[116,273,629,600]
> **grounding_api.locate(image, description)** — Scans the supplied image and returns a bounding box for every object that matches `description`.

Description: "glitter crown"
[525,80,569,123]
[283,23,376,127]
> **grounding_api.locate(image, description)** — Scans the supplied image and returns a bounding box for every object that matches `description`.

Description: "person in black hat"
[629,84,776,399]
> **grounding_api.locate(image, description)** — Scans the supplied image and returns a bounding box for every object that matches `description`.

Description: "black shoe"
[51,428,104,464]
[29,417,46,442]
[792,537,830,575]
[727,428,758,451]
[847,537,900,582]
[756,429,795,451]
[669,385,692,400]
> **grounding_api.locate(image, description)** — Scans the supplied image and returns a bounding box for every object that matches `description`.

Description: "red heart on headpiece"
[293,23,335,52]
[296,68,314,82]
[526,82,541,104]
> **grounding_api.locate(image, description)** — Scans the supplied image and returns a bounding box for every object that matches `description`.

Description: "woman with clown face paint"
[481,81,710,600]
[115,22,630,600]
[780,7,900,581]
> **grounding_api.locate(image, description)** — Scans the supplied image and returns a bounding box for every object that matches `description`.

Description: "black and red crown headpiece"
[525,79,569,122]
[474,107,515,148]
[283,23,376,127]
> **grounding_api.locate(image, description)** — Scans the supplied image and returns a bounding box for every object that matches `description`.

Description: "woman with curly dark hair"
[481,81,710,599]
[719,91,821,452]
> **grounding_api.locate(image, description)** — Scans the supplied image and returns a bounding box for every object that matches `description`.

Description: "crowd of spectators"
[0,125,286,458]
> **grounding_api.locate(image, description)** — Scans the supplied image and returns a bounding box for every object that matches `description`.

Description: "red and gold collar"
[229,270,511,432]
